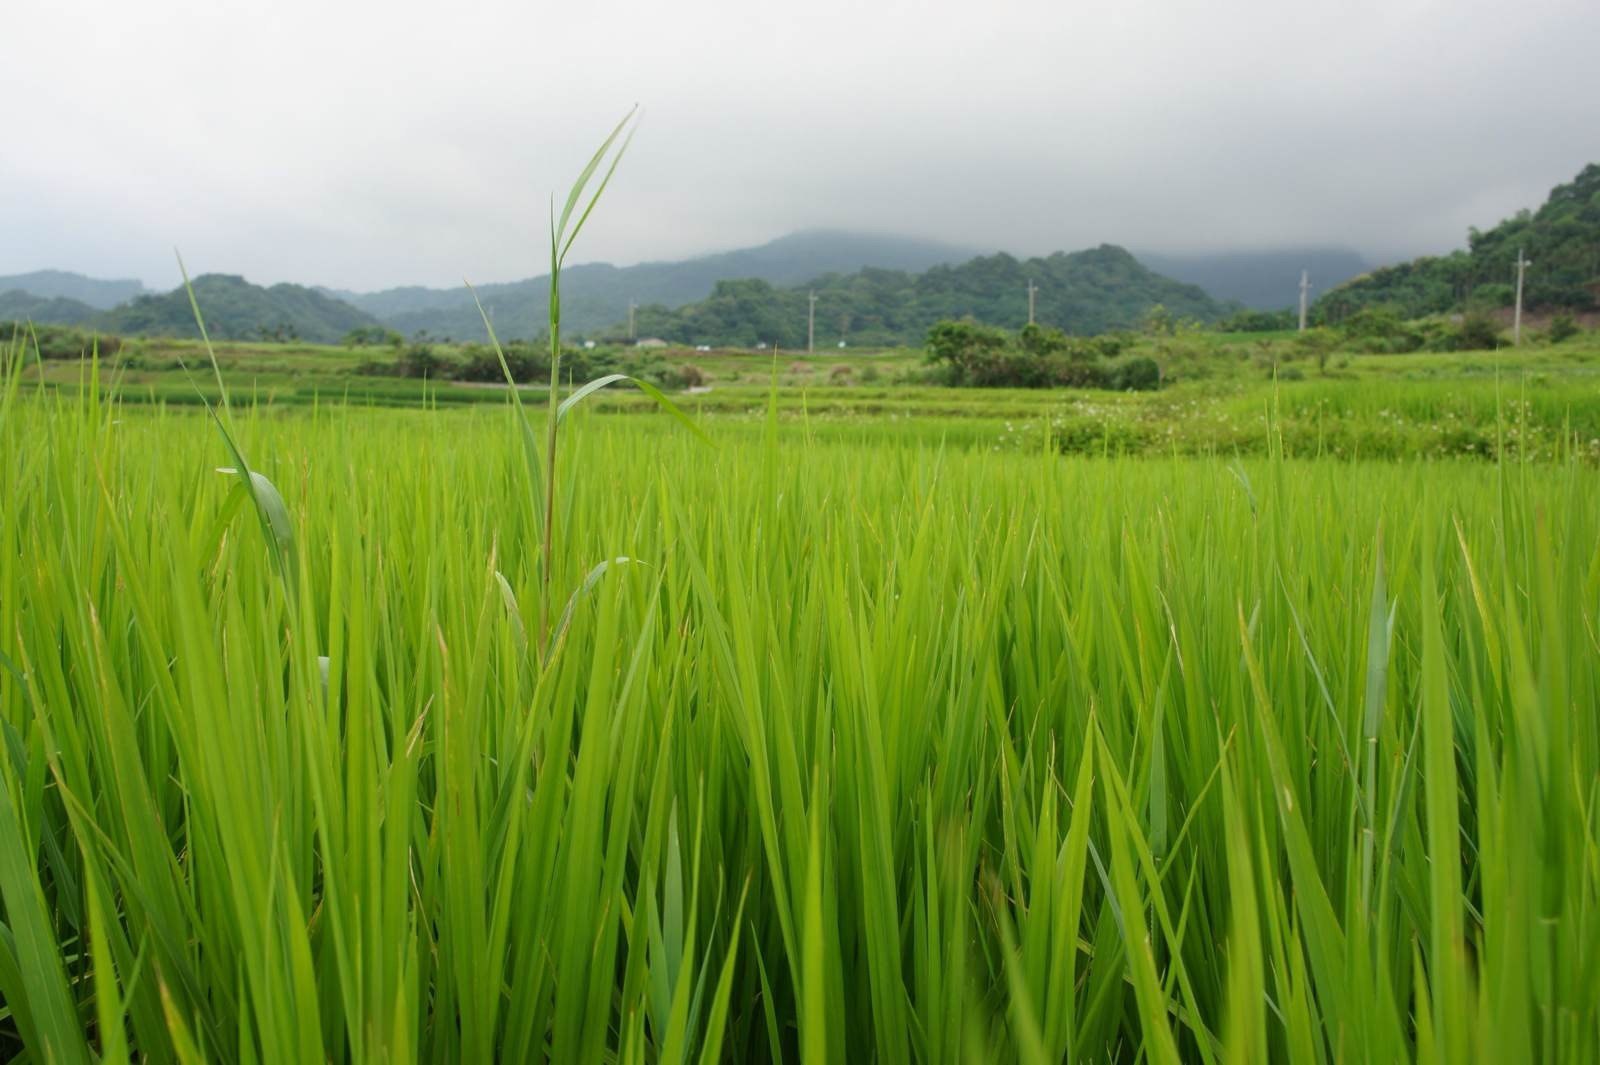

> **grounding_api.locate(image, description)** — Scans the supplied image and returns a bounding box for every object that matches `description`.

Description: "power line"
[1026,279,1038,325]
[808,290,818,354]
[1298,270,1310,332]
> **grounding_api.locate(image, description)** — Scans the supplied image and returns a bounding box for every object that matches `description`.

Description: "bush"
[1467,283,1514,310]
[1218,308,1296,332]
[1110,356,1161,391]
[1548,313,1580,344]
[1088,333,1136,359]
[456,342,549,383]
[343,326,404,348]
[6,324,124,360]
[921,319,1165,390]
[1017,323,1073,357]
[397,343,452,379]
[925,320,1009,383]
[636,361,706,391]
[1049,358,1112,389]
[1339,306,1424,354]
[1454,312,1504,352]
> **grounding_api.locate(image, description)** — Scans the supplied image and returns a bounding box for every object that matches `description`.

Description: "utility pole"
[1298,271,1310,332]
[627,300,637,342]
[1513,248,1532,345]
[1027,279,1038,325]
[808,290,818,353]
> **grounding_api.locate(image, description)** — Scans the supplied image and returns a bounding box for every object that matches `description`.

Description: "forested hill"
[1318,163,1600,320]
[329,229,974,340]
[96,275,381,343]
[627,245,1224,347]
[0,289,100,326]
[0,270,147,309]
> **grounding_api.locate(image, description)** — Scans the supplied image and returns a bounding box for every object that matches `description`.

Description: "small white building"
[635,337,669,348]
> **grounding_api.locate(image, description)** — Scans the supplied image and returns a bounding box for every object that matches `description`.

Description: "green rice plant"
[3,175,1600,1065]
[468,108,709,657]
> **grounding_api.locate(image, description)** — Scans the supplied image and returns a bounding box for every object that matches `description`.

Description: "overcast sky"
[5,0,1598,291]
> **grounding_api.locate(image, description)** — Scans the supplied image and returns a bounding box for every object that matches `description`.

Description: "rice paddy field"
[3,333,1599,1064]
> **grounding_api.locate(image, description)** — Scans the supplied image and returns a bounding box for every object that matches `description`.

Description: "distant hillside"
[0,270,147,309]
[629,244,1225,347]
[100,275,381,343]
[330,229,975,340]
[1319,163,1600,320]
[1136,249,1370,310]
[0,289,99,326]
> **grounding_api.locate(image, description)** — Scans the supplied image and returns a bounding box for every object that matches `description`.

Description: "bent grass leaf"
[558,372,713,446]
[215,468,298,585]
[547,557,646,656]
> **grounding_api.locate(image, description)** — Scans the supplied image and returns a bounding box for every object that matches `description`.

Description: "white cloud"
[4,0,1597,288]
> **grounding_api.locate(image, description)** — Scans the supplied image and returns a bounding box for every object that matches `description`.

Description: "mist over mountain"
[8,231,1415,345]
[1319,163,1600,320]
[0,270,147,310]
[0,289,100,326]
[1135,249,1372,310]
[324,229,976,340]
[96,275,382,343]
[629,245,1225,347]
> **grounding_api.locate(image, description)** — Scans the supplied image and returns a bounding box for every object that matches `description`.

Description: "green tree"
[925,320,1008,383]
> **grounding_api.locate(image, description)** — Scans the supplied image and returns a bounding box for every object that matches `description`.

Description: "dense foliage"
[330,231,973,340]
[1320,163,1600,320]
[629,245,1224,347]
[923,320,1159,389]
[95,274,383,343]
[342,325,405,347]
[0,289,99,326]
[355,339,707,391]
[1217,307,1296,332]
[2,322,124,360]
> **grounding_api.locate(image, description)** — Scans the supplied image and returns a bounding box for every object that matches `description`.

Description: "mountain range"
[0,269,148,309]
[630,245,1224,347]
[323,230,976,339]
[2,275,380,344]
[1318,163,1600,320]
[4,231,1381,345]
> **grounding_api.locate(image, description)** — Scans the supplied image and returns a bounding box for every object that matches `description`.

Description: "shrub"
[1467,283,1514,309]
[925,320,1009,383]
[1218,308,1296,332]
[1110,356,1161,391]
[1454,312,1504,352]
[1017,323,1073,356]
[397,343,451,379]
[1049,358,1112,389]
[1340,306,1425,354]
[1089,333,1136,359]
[457,342,549,383]
[343,326,404,348]
[1548,313,1580,344]
[7,324,124,360]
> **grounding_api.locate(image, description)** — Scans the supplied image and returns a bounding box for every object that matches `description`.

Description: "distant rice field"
[2,352,1597,1061]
